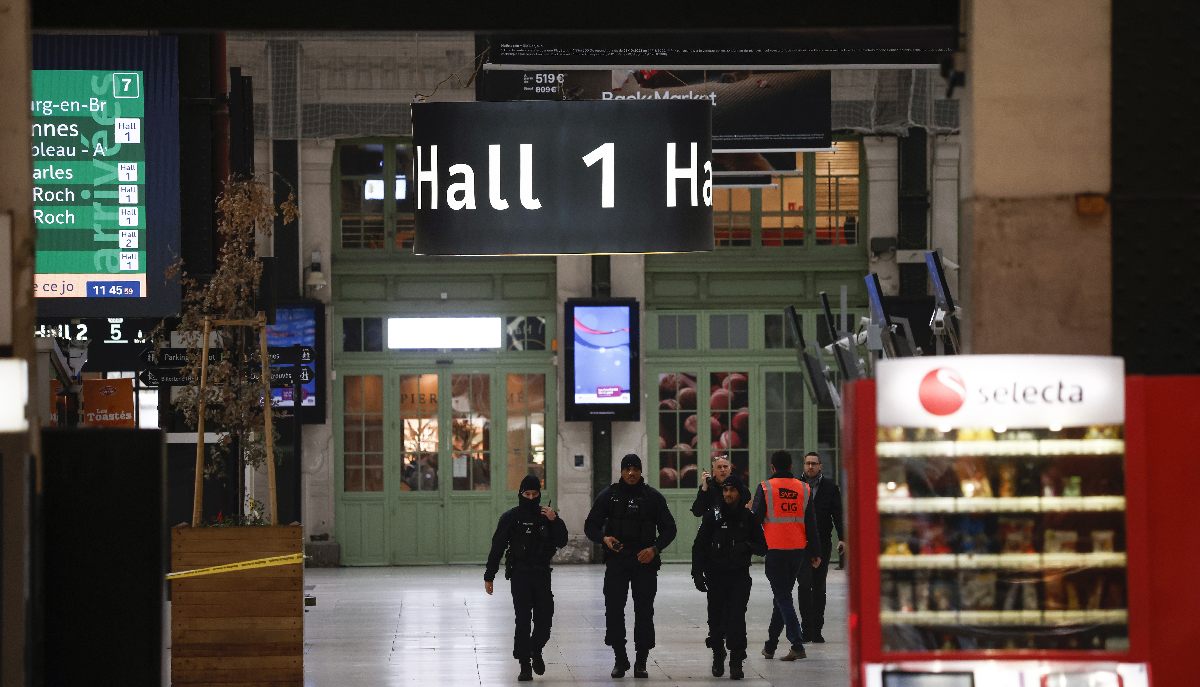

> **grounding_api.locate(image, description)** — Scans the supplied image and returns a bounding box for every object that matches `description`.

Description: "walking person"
[800,451,845,643]
[691,475,766,680]
[484,474,569,681]
[752,450,821,661]
[585,453,678,679]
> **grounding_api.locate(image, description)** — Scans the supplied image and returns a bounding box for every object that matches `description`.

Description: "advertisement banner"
[51,377,136,427]
[479,69,831,153]
[412,100,713,256]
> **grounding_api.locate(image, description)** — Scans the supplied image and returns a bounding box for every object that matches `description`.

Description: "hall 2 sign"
[412,101,713,255]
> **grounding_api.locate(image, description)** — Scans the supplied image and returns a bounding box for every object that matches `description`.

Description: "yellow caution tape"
[166,552,305,580]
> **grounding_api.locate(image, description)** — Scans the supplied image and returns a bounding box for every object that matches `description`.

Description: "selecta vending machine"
[844,355,1153,687]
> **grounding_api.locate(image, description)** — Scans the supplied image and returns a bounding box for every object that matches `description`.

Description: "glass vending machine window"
[882,671,975,687]
[877,421,1129,652]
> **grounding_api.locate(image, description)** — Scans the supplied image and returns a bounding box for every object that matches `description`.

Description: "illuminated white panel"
[364,179,385,200]
[0,359,29,432]
[387,317,502,350]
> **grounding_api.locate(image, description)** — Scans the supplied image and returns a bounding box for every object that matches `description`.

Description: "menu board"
[32,70,147,300]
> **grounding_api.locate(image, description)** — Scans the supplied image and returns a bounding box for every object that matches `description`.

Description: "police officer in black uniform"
[585,453,677,679]
[484,474,569,682]
[691,475,766,680]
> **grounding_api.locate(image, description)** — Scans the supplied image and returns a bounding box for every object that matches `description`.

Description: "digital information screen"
[32,70,147,300]
[572,305,632,405]
[267,305,318,409]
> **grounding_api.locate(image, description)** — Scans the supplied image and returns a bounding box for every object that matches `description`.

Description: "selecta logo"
[918,368,967,416]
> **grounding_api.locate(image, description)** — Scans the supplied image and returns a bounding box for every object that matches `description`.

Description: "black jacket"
[484,504,569,582]
[584,478,677,566]
[750,470,821,559]
[689,476,751,517]
[691,499,767,576]
[804,474,845,558]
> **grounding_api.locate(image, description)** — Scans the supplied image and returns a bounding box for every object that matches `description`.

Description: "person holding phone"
[484,474,568,681]
[585,454,677,679]
[690,456,743,517]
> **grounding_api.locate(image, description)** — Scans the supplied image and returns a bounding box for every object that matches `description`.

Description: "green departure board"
[32,70,147,299]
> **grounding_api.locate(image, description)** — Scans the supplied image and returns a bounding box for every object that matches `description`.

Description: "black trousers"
[603,561,658,653]
[509,569,554,660]
[764,549,813,652]
[705,569,753,657]
[801,549,833,634]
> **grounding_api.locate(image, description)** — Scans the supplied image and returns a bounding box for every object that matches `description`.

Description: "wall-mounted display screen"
[564,298,639,422]
[266,302,326,424]
[33,36,180,318]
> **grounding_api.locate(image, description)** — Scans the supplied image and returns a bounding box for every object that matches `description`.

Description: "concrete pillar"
[300,140,335,541]
[863,136,900,294]
[554,254,591,561]
[962,0,1111,353]
[930,136,962,301]
[0,1,34,683]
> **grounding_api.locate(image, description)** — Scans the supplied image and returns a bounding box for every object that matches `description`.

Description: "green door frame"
[334,363,556,565]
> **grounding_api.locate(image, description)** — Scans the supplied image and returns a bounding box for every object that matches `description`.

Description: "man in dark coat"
[691,475,766,680]
[585,453,678,679]
[800,451,845,643]
[484,474,569,681]
[690,456,741,517]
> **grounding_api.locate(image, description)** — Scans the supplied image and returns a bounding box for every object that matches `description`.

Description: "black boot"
[531,652,546,675]
[518,658,533,682]
[610,649,630,678]
[711,647,727,677]
[730,651,746,680]
[634,650,649,678]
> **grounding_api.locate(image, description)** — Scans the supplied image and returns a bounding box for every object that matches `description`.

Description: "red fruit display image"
[718,430,743,449]
[722,373,748,393]
[710,388,733,411]
[684,413,700,435]
[658,398,679,411]
[677,386,697,410]
[732,409,749,433]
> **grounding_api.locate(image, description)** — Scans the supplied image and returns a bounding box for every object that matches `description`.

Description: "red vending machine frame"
[845,357,1154,687]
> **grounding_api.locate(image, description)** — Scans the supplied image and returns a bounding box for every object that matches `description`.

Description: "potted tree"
[165,176,305,685]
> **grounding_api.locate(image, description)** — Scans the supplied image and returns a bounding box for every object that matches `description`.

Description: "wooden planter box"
[171,524,304,686]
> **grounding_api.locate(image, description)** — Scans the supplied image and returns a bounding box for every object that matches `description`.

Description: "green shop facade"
[331,137,869,565]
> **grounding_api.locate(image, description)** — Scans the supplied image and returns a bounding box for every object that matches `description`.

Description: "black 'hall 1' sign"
[412,100,714,255]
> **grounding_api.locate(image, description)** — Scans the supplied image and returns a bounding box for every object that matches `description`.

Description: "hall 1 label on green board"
[32,70,147,299]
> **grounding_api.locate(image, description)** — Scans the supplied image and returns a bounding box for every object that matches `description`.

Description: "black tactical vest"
[506,513,551,571]
[604,487,657,550]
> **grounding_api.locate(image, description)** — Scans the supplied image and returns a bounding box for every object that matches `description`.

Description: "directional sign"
[140,347,223,367]
[264,346,315,365]
[137,368,192,387]
[248,367,312,389]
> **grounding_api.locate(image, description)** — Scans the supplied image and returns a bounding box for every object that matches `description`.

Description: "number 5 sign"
[412,100,713,256]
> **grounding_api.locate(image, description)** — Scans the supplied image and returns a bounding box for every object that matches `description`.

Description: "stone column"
[962,0,1111,354]
[930,136,961,301]
[554,254,592,562]
[863,136,900,294]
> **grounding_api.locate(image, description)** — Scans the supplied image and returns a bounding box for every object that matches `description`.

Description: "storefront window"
[708,141,861,249]
[657,371,699,489]
[451,374,490,491]
[399,373,438,491]
[344,374,384,492]
[506,373,546,489]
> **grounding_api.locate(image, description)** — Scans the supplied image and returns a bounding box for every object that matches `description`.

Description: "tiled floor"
[301,562,848,686]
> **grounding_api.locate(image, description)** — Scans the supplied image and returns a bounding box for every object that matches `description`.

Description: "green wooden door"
[337,366,554,565]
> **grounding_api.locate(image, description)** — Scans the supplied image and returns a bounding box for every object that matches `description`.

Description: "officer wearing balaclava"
[484,474,568,681]
[584,453,677,679]
[691,474,765,680]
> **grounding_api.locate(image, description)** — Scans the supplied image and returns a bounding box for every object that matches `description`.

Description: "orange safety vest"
[760,477,810,550]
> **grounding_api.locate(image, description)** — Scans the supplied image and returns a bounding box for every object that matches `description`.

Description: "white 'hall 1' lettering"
[416,144,541,211]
